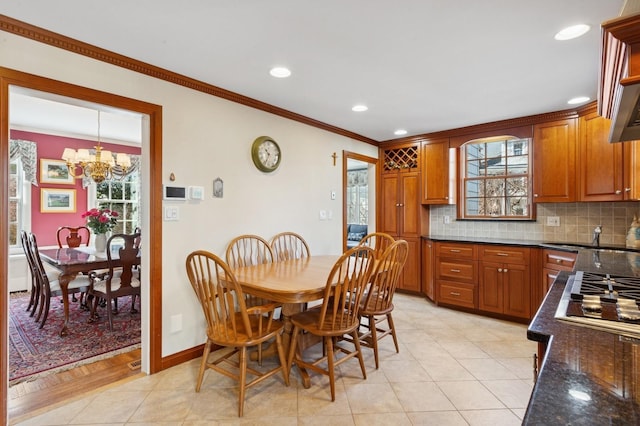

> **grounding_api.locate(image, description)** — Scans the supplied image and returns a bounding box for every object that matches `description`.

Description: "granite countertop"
[525,271,640,424]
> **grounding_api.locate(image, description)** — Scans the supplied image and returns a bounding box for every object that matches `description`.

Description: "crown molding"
[0,14,378,146]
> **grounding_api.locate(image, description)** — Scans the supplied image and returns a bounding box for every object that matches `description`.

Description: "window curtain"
[9,139,38,186]
[81,154,142,188]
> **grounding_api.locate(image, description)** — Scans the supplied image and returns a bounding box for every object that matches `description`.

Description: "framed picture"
[41,188,76,213]
[40,158,74,184]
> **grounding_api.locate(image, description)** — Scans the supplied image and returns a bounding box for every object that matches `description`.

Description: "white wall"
[1,32,378,358]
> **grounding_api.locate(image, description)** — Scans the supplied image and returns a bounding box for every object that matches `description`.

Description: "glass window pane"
[507,177,528,196]
[466,143,483,160]
[465,179,484,197]
[9,200,18,221]
[485,178,505,197]
[9,223,17,246]
[507,197,528,216]
[9,175,17,197]
[485,197,505,216]
[466,160,481,178]
[465,198,482,216]
[508,139,528,156]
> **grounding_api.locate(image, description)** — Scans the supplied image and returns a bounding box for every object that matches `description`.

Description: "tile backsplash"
[429,202,640,246]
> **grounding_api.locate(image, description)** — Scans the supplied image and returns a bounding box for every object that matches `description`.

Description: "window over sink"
[460,136,533,220]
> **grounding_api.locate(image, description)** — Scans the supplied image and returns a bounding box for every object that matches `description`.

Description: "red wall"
[11,130,141,247]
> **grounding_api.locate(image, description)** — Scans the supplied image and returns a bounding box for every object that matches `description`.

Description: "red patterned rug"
[9,291,141,385]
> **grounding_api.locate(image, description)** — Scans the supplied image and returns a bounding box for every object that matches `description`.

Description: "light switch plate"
[164,206,179,221]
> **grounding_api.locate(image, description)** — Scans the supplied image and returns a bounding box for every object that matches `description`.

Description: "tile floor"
[14,294,537,425]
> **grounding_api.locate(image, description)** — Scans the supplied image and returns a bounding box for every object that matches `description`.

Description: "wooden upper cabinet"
[421,139,455,205]
[578,113,625,201]
[532,118,577,203]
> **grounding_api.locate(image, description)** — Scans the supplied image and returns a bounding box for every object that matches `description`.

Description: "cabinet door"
[532,119,577,202]
[503,262,530,319]
[421,139,453,204]
[479,261,503,314]
[542,267,559,298]
[398,237,421,292]
[381,174,399,235]
[423,239,434,301]
[400,172,421,237]
[625,140,640,200]
[579,113,625,201]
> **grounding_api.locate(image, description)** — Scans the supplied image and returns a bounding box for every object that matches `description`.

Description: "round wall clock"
[251,136,281,173]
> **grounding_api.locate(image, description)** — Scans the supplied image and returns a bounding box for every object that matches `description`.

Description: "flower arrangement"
[82,208,118,234]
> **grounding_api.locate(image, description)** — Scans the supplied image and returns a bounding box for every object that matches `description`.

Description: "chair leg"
[326,336,336,402]
[106,297,114,331]
[275,333,290,386]
[39,293,51,329]
[238,346,247,417]
[286,326,301,375]
[388,313,399,353]
[29,279,41,317]
[26,277,36,313]
[351,329,367,380]
[369,315,380,369]
[195,340,211,392]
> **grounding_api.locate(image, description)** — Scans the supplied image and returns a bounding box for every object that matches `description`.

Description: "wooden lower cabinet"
[438,280,475,309]
[479,260,530,319]
[535,249,577,312]
[422,239,434,301]
[435,242,478,309]
[397,237,421,292]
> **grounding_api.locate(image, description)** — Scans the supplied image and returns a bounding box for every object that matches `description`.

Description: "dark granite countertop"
[525,272,640,424]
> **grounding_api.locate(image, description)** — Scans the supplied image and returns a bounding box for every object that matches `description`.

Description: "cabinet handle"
[533,194,539,197]
[399,203,404,207]
[615,190,622,195]
[497,253,508,256]
[498,268,503,272]
[504,268,508,273]
[625,188,632,192]
[449,249,461,253]
[450,292,461,296]
[445,196,449,199]
[556,259,562,264]
[450,269,461,273]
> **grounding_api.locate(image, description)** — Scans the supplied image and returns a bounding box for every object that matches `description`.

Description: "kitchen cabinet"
[422,239,434,301]
[380,143,422,292]
[435,242,477,309]
[532,118,577,203]
[479,246,531,319]
[421,138,454,205]
[536,248,577,313]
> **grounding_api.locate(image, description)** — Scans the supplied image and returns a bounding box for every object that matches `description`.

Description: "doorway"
[0,67,163,421]
[342,151,377,251]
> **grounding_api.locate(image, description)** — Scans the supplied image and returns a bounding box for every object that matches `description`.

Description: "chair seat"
[93,276,140,293]
[291,307,360,337]
[209,311,284,347]
[360,300,395,316]
[49,275,92,293]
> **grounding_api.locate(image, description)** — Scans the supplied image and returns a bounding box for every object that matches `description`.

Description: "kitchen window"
[460,136,533,220]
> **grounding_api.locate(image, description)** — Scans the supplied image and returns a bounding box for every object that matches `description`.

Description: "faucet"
[593,225,602,247]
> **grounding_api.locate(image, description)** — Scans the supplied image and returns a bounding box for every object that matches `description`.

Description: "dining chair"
[357,232,395,259]
[20,230,41,316]
[56,226,90,249]
[270,231,310,261]
[27,233,92,328]
[88,232,141,331]
[185,250,289,417]
[286,245,375,401]
[353,239,409,369]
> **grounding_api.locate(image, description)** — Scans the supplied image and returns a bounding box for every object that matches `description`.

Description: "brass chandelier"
[61,111,131,183]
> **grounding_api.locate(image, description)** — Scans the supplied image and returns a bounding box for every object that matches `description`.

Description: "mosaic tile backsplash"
[429,202,640,246]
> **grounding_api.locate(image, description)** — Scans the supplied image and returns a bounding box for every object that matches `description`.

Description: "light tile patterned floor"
[14,294,537,425]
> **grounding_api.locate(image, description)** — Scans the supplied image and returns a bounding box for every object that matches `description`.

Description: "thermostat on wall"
[189,186,205,200]
[163,185,187,200]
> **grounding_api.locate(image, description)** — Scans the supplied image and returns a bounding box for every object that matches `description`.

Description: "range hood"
[599,10,640,142]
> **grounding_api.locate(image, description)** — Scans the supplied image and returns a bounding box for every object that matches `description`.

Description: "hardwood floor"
[8,348,142,423]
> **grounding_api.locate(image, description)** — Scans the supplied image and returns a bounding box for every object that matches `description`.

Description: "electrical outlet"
[443,215,451,224]
[546,216,560,227]
[319,210,327,220]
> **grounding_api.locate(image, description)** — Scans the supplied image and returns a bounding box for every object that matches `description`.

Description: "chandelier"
[61,111,132,183]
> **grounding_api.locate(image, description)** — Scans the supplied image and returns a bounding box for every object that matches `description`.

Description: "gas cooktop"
[555,271,640,339]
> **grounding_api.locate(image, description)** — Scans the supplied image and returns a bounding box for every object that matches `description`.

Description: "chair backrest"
[270,232,310,261]
[361,239,409,314]
[27,233,53,291]
[56,226,91,248]
[225,234,274,269]
[185,250,255,344]
[358,232,395,259]
[105,232,141,292]
[21,230,38,279]
[316,245,376,332]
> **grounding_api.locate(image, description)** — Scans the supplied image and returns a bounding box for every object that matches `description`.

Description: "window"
[460,137,532,220]
[346,169,368,225]
[9,159,21,248]
[90,171,140,233]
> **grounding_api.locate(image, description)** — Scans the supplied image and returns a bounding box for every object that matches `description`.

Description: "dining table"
[38,245,137,337]
[232,254,342,387]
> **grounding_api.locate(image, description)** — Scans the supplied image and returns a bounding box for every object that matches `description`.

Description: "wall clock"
[251,136,281,173]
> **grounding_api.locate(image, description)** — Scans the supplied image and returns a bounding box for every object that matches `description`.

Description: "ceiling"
[0,1,627,143]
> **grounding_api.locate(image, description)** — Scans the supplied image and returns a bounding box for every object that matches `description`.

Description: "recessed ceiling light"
[568,96,590,105]
[394,129,408,136]
[554,24,591,41]
[352,105,368,112]
[269,67,291,78]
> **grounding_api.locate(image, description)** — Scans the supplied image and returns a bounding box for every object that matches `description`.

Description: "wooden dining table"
[39,246,137,337]
[232,254,341,387]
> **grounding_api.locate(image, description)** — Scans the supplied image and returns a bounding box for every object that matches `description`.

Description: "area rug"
[9,291,141,385]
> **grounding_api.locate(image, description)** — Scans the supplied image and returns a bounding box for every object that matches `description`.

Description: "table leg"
[57,272,76,337]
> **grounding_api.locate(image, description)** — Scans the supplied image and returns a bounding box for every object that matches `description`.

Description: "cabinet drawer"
[480,246,530,264]
[438,280,475,309]
[436,259,476,283]
[543,249,577,271]
[435,242,476,259]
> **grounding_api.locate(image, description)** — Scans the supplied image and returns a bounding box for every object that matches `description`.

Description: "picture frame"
[40,158,74,184]
[41,188,76,213]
